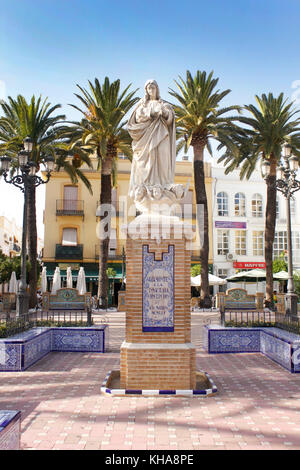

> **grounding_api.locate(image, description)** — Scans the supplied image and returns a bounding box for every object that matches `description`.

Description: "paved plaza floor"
[1,310,300,450]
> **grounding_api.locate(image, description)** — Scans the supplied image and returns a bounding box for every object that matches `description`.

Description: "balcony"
[56,200,84,218]
[55,244,83,260]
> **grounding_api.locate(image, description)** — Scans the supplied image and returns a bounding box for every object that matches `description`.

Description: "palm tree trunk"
[264,157,277,308]
[193,142,210,307]
[27,180,38,309]
[97,156,112,309]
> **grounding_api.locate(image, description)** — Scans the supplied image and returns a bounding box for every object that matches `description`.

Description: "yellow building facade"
[42,156,213,302]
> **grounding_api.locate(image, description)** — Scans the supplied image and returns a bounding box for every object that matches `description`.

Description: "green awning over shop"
[44,263,124,281]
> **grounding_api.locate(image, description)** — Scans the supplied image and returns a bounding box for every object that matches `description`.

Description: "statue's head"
[152,185,162,200]
[144,79,160,101]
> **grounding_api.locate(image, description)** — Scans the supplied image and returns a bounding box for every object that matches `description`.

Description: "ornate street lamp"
[0,137,55,316]
[262,144,300,316]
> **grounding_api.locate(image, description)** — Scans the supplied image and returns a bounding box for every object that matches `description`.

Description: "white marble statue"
[128,79,187,215]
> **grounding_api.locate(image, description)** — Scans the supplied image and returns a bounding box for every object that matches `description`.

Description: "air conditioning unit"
[226,253,234,261]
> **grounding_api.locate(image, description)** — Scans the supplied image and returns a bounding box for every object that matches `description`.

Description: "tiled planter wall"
[204,325,300,373]
[0,326,108,372]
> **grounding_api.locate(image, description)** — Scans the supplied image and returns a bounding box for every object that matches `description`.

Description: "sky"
[1,0,300,238]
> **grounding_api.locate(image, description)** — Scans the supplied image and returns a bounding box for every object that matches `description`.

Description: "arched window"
[217,192,228,216]
[234,192,246,216]
[252,194,263,217]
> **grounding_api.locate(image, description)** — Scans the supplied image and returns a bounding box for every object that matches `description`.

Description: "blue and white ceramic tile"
[142,245,174,332]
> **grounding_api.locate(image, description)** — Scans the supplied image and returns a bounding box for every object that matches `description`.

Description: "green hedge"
[0,319,94,338]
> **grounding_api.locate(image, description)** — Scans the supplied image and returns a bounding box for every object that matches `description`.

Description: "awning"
[45,266,124,281]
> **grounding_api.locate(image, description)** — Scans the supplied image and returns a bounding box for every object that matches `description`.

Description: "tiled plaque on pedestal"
[142,245,174,332]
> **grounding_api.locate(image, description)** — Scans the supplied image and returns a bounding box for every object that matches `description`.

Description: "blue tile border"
[0,410,21,450]
[101,370,218,397]
[0,411,21,432]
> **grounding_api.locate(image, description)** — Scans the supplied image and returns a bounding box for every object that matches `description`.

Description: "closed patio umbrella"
[66,267,73,288]
[76,267,86,295]
[9,271,18,293]
[41,267,47,293]
[51,267,61,295]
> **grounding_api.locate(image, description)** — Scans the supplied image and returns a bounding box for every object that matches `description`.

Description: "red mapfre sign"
[233,262,266,269]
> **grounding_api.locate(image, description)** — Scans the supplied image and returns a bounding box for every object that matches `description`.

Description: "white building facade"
[212,166,300,294]
[0,216,22,257]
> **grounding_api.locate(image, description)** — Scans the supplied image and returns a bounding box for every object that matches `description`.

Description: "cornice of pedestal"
[121,214,196,244]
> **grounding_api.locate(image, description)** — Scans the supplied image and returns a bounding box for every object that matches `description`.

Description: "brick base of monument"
[118,215,197,392]
[120,342,196,390]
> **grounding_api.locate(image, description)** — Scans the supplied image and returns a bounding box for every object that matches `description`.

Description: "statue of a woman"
[128,79,176,197]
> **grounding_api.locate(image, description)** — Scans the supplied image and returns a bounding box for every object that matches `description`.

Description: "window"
[252,194,263,217]
[109,228,117,255]
[291,198,296,217]
[217,268,228,278]
[234,193,246,216]
[217,192,228,216]
[111,188,117,212]
[273,231,287,258]
[63,186,78,211]
[276,199,279,219]
[217,230,229,255]
[62,228,77,246]
[235,230,246,255]
[293,232,300,263]
[273,231,300,260]
[253,231,264,256]
[293,231,300,250]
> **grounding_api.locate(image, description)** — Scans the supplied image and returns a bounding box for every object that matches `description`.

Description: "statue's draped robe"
[128,99,176,195]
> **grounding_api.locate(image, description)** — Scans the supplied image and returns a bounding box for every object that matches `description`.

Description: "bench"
[0,410,21,450]
[204,325,300,373]
[216,288,264,312]
[0,325,108,371]
[42,288,91,311]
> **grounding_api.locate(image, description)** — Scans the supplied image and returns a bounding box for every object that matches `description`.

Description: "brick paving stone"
[2,310,300,450]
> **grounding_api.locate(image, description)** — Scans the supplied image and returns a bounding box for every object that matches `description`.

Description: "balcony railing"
[56,200,84,217]
[55,244,83,260]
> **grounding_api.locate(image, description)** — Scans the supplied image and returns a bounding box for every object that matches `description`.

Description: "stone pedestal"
[120,215,196,390]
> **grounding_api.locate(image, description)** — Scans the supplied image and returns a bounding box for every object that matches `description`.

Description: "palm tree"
[0,95,92,308]
[219,93,300,308]
[67,77,139,308]
[169,70,241,306]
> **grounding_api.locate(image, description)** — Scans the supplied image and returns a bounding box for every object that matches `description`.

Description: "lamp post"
[262,144,300,316]
[0,137,55,316]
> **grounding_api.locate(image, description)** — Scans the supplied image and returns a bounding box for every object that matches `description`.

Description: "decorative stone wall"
[120,216,196,390]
